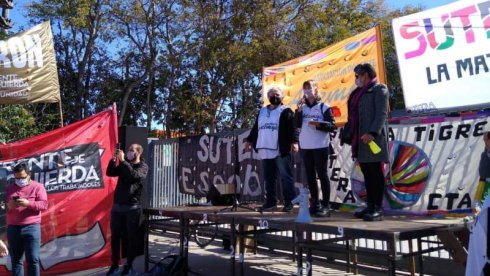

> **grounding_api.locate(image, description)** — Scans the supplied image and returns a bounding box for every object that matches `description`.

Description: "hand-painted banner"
[262,26,386,124]
[0,107,118,275]
[331,111,490,215]
[392,0,490,113]
[178,130,266,202]
[179,112,490,215]
[0,21,60,104]
[178,129,307,202]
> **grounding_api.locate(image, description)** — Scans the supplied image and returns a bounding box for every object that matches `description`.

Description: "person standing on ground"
[295,80,337,217]
[6,162,48,276]
[343,63,389,221]
[106,144,148,275]
[245,87,298,212]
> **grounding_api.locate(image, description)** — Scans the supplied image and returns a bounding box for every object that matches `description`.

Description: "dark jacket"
[246,105,298,157]
[107,159,148,207]
[347,82,389,163]
[480,150,490,180]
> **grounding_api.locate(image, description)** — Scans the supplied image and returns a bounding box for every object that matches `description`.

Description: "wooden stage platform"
[143,205,468,276]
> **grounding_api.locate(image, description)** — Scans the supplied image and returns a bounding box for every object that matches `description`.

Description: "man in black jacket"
[106,143,148,275]
[246,87,298,212]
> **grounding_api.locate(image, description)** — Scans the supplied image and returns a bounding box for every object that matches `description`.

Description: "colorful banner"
[179,112,490,215]
[0,21,60,104]
[331,111,490,215]
[392,0,490,113]
[0,107,118,275]
[262,26,386,124]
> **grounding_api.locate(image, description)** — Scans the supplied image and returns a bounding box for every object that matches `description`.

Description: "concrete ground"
[61,231,384,276]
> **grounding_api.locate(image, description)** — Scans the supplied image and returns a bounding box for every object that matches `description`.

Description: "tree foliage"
[1,0,423,141]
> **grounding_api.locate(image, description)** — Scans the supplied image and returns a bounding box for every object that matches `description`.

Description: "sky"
[386,0,459,10]
[7,0,461,33]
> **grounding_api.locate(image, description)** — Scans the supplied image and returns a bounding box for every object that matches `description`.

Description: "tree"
[26,0,111,123]
[0,105,46,143]
[17,0,426,141]
[378,5,423,110]
[109,0,160,127]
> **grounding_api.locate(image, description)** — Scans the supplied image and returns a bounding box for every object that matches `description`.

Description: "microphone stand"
[220,128,257,213]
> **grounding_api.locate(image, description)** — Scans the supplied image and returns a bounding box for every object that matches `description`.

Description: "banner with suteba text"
[0,21,60,104]
[392,0,490,114]
[178,129,306,203]
[262,26,385,124]
[0,107,118,275]
[178,130,266,202]
[179,112,490,215]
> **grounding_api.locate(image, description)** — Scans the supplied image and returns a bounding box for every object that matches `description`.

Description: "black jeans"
[359,162,385,207]
[301,147,330,206]
[110,208,141,267]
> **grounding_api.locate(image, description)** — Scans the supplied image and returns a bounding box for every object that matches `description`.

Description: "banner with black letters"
[0,21,60,104]
[0,107,118,275]
[178,112,490,215]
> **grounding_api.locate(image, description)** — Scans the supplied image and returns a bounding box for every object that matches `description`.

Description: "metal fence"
[148,138,204,208]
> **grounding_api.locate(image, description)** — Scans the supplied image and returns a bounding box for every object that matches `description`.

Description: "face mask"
[127,151,136,161]
[355,78,363,88]
[15,178,30,187]
[269,96,282,106]
[303,89,314,98]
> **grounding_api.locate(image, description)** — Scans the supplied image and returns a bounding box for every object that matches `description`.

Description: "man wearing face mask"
[246,87,298,212]
[343,63,389,221]
[295,80,337,217]
[106,144,148,275]
[5,162,48,276]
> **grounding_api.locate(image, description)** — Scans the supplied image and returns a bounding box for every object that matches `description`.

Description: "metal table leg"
[387,239,397,276]
[179,216,190,275]
[306,232,312,276]
[239,224,245,276]
[144,213,149,272]
[409,239,415,276]
[296,231,303,276]
[418,238,424,276]
[230,219,236,276]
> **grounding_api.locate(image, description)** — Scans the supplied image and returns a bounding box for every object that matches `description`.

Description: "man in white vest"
[246,87,298,212]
